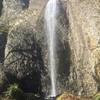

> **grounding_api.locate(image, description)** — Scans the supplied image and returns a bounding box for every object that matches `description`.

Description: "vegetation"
[56,92,93,100]
[0,83,41,100]
[0,81,99,100]
[5,83,25,100]
[94,92,100,100]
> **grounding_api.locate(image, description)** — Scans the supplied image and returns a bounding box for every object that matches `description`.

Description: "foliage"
[94,92,100,100]
[3,83,41,100]
[5,83,25,100]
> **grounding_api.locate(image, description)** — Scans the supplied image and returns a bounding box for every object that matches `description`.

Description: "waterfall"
[44,0,59,97]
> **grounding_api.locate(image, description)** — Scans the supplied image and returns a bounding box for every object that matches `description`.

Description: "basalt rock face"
[3,0,70,95]
[2,0,47,94]
[60,0,100,96]
[0,0,99,97]
[64,0,100,96]
[4,27,44,93]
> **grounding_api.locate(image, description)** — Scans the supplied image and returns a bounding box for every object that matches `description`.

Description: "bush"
[2,83,42,100]
[94,92,100,100]
[6,83,25,100]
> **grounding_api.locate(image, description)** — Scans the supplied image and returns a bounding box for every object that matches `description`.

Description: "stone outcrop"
[2,0,47,95]
[65,0,100,96]
[56,92,92,100]
[2,0,70,96]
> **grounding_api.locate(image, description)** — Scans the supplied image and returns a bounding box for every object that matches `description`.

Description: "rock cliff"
[0,0,99,98]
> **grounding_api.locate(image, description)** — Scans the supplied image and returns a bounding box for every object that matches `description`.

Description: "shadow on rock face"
[0,0,3,16]
[20,0,30,10]
[0,33,8,63]
[55,0,71,91]
[4,35,45,96]
[35,0,71,95]
[57,38,71,82]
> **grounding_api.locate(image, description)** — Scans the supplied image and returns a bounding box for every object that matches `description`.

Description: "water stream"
[44,0,59,97]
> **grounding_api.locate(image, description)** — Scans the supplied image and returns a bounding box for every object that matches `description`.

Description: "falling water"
[44,0,59,97]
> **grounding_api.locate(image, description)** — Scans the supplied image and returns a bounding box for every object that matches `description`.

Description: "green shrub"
[3,83,41,100]
[94,92,100,100]
[6,83,25,100]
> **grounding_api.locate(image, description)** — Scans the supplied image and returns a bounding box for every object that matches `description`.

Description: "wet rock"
[36,0,71,95]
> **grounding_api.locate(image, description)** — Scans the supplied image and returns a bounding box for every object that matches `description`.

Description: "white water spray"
[44,0,59,97]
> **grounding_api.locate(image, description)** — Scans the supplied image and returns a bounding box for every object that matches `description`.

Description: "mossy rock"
[93,92,100,100]
[56,92,92,100]
[56,92,79,100]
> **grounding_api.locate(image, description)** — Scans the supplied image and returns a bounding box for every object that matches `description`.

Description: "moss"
[56,92,92,100]
[5,83,25,100]
[0,83,42,100]
[94,92,100,100]
[56,92,78,100]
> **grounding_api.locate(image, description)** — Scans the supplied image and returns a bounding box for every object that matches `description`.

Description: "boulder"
[56,92,92,100]
[3,0,47,95]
